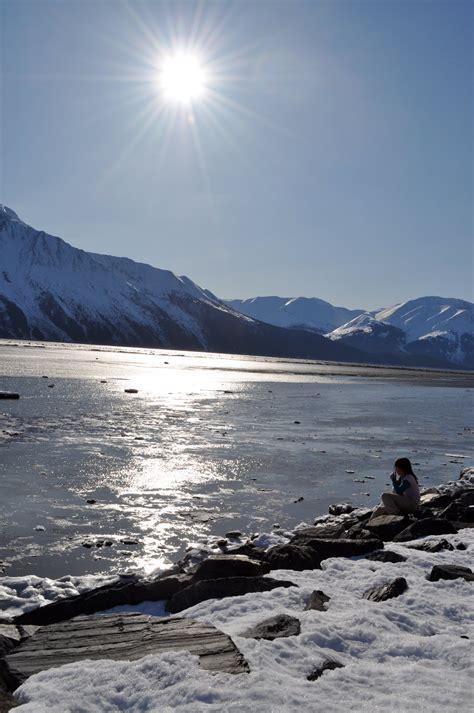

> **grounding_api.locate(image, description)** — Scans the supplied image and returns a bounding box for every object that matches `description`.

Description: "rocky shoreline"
[1,466,473,710]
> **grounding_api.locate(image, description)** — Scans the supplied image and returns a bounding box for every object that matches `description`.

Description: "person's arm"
[392,477,410,495]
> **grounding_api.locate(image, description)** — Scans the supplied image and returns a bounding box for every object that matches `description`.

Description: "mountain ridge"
[227,294,472,368]
[226,296,364,334]
[1,205,471,369]
[0,205,371,364]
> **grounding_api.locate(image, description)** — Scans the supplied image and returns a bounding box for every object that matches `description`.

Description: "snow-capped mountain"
[226,296,363,334]
[327,297,473,368]
[2,206,471,368]
[372,298,472,343]
[325,314,407,354]
[227,294,473,368]
[0,205,368,363]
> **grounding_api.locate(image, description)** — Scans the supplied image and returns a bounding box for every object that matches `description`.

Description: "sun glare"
[158,52,207,104]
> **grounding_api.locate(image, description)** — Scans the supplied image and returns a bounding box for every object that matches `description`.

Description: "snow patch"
[11,529,474,712]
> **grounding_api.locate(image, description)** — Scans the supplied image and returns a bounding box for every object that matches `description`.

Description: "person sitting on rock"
[370,457,420,520]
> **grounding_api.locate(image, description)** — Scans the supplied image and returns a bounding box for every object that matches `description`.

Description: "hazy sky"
[2,0,472,309]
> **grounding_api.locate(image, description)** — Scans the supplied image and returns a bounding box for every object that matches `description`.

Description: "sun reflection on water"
[120,362,247,398]
[124,458,226,493]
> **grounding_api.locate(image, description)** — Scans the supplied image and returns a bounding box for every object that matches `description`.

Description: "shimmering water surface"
[0,341,472,578]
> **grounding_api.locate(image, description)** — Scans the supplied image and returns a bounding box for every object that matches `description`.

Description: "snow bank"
[0,573,118,621]
[12,530,474,712]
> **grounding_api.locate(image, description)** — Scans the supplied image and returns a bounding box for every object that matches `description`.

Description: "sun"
[158,52,207,104]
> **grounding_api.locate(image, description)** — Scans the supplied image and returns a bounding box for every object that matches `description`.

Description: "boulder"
[453,521,474,530]
[411,507,435,520]
[364,577,408,602]
[305,590,331,611]
[0,392,19,400]
[0,625,39,657]
[366,515,410,541]
[308,522,350,539]
[14,574,192,626]
[354,509,373,522]
[0,690,19,712]
[459,466,474,482]
[344,523,379,540]
[2,614,249,690]
[440,502,474,524]
[420,492,453,509]
[392,518,457,543]
[0,627,21,658]
[224,543,266,560]
[263,544,322,571]
[407,539,454,553]
[307,659,344,681]
[166,576,296,614]
[240,614,301,640]
[453,490,474,507]
[427,565,474,582]
[328,503,354,516]
[191,555,269,580]
[365,550,407,563]
[291,537,383,560]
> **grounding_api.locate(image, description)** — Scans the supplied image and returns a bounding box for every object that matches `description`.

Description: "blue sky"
[1,0,472,309]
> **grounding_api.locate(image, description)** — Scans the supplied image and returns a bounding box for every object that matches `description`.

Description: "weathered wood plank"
[3,614,248,689]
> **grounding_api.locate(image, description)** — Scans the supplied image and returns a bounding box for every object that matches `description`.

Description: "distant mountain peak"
[0,204,24,225]
[226,296,364,335]
[226,293,472,368]
[327,296,473,368]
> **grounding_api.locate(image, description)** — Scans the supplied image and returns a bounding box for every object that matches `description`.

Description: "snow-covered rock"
[9,529,474,712]
[3,471,473,711]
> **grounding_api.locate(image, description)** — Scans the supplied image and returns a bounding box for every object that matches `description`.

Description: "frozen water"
[0,340,472,579]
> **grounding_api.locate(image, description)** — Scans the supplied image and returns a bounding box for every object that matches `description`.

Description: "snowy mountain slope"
[374,297,473,343]
[0,205,214,347]
[328,312,405,340]
[226,296,363,334]
[327,297,473,368]
[325,313,407,354]
[0,205,370,363]
[2,205,470,368]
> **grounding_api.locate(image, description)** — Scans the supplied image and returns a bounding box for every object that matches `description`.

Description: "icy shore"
[1,470,473,712]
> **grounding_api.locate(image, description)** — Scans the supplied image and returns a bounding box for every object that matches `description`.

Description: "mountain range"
[226,297,364,335]
[0,205,365,364]
[229,296,473,368]
[0,205,472,369]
